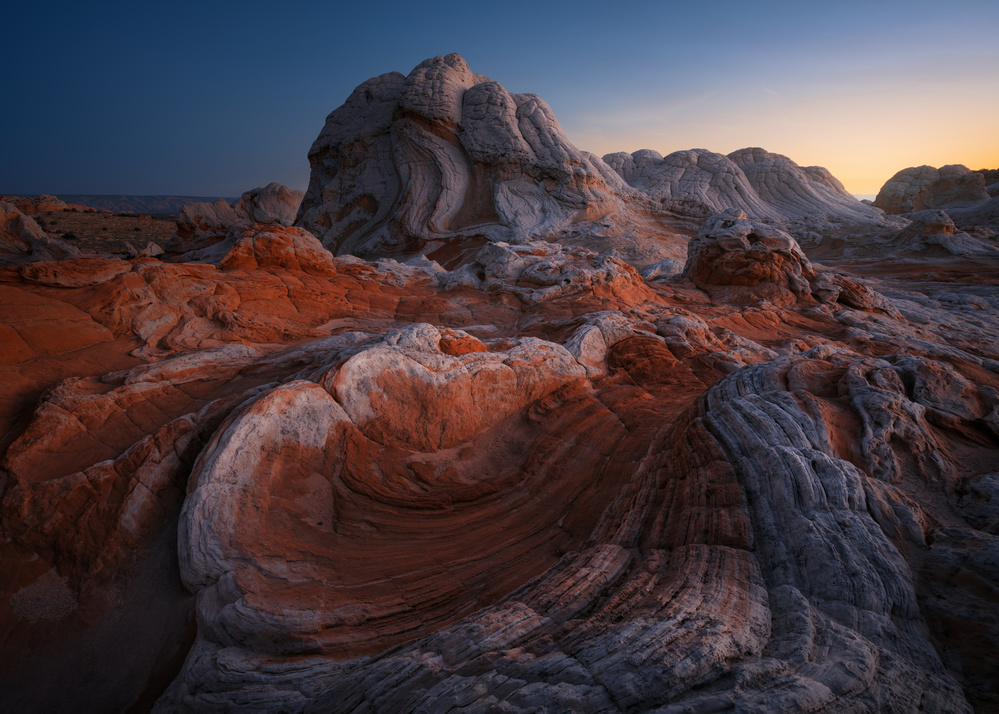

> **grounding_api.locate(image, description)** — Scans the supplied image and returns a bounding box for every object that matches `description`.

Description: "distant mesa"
[294,54,887,265]
[52,194,236,215]
[0,194,99,215]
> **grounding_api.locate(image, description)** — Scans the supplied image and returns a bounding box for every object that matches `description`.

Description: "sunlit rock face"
[3,57,999,714]
[874,164,990,215]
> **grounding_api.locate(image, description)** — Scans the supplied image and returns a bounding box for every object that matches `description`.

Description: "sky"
[2,0,997,197]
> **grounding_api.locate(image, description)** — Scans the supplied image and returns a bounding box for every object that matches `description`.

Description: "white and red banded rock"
[3,56,999,714]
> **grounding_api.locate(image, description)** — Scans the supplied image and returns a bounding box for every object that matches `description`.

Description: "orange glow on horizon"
[560,70,999,197]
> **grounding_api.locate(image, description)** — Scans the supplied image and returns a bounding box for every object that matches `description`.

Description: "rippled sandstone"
[1,55,998,713]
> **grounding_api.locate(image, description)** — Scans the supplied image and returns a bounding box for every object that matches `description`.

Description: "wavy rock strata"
[2,57,999,714]
[294,54,889,264]
[1,211,996,711]
[604,147,887,230]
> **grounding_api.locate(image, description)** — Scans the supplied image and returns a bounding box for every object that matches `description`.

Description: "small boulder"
[682,209,813,306]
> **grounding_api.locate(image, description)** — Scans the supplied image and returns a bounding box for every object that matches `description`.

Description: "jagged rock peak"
[295,54,640,259]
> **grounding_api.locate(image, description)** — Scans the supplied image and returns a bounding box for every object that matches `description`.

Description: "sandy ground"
[33,209,176,255]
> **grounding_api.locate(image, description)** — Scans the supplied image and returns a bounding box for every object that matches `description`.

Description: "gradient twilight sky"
[2,0,997,197]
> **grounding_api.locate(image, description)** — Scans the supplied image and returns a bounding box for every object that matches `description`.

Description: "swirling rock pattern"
[294,54,897,264]
[1,212,997,712]
[295,54,651,260]
[603,147,887,229]
[3,58,999,714]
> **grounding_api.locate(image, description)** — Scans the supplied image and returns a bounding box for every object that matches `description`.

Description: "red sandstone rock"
[2,57,999,714]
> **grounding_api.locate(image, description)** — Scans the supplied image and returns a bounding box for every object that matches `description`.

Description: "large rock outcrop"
[682,209,815,306]
[604,147,887,229]
[874,165,990,214]
[295,54,666,260]
[170,183,305,255]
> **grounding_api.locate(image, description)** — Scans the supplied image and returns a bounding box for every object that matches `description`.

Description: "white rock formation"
[874,165,990,214]
[171,182,305,252]
[296,54,657,260]
[296,55,897,265]
[603,147,887,228]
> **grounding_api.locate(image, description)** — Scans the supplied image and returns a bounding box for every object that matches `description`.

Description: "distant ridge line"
[55,195,238,214]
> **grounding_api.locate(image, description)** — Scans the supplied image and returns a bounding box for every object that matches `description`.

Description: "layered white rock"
[603,147,886,226]
[296,54,645,259]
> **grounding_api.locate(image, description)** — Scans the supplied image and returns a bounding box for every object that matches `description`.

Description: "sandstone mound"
[295,54,671,261]
[682,208,815,306]
[170,182,305,254]
[681,209,902,316]
[874,164,990,214]
[604,147,886,229]
[871,164,999,237]
[882,209,999,257]
[0,201,81,264]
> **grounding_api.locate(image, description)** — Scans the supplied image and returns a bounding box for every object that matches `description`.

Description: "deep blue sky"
[3,0,997,196]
